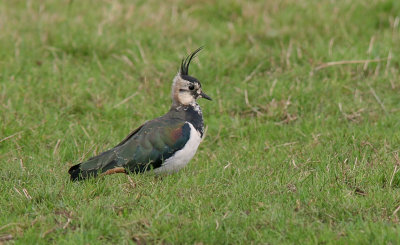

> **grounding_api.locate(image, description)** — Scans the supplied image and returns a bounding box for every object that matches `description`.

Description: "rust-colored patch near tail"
[101,167,126,177]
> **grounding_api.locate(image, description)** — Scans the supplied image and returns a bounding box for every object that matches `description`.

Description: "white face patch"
[178,92,195,105]
[172,74,200,106]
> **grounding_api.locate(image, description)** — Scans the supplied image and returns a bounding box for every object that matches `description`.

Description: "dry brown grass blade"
[393,204,400,216]
[114,92,138,108]
[0,131,23,143]
[314,58,386,71]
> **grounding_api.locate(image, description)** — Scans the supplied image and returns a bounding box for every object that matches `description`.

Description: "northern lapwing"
[68,47,211,181]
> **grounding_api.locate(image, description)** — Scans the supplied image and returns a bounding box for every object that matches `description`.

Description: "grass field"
[1,0,400,244]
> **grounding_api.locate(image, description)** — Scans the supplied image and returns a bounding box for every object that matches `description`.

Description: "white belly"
[154,122,201,174]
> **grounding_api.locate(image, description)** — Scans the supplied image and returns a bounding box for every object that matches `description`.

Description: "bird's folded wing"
[78,119,191,174]
[115,122,147,147]
[117,120,191,172]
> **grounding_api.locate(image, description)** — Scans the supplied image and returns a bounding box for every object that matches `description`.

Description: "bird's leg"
[100,167,126,177]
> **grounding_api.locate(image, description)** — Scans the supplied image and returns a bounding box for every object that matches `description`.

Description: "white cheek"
[178,93,194,105]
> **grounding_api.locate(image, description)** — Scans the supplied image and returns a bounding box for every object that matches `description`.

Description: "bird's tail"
[68,162,100,181]
[68,149,120,181]
[68,163,82,181]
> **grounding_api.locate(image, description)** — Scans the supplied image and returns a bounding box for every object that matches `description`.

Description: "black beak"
[200,91,212,101]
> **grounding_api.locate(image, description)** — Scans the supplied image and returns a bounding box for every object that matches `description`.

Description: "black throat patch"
[171,103,204,137]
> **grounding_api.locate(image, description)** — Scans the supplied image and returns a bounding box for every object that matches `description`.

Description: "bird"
[68,47,211,181]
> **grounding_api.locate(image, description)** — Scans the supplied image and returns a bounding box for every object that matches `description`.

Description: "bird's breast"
[154,122,202,174]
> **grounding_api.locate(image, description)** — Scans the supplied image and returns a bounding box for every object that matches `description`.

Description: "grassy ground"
[1,0,400,244]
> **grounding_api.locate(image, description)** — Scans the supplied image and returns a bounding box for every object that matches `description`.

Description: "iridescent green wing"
[116,119,191,172]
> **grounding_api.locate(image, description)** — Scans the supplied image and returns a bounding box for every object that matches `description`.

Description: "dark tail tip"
[68,163,83,181]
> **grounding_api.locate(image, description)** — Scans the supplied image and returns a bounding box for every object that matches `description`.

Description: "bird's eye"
[188,85,195,90]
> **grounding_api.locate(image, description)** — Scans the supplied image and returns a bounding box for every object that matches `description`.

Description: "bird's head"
[172,47,212,106]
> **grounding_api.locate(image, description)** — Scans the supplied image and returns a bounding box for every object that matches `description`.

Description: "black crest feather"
[180,47,203,76]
